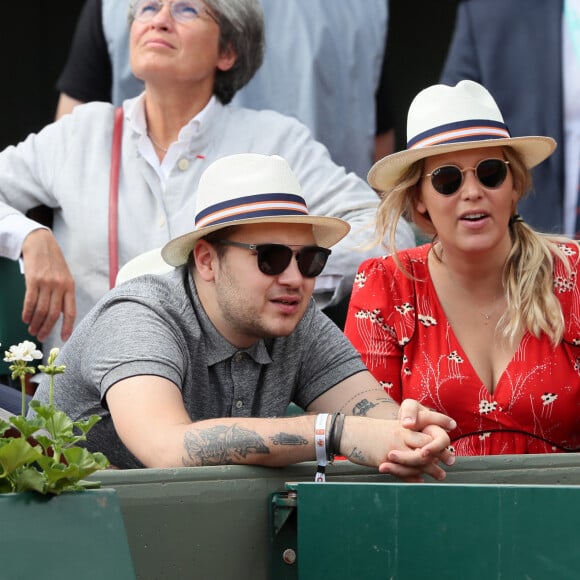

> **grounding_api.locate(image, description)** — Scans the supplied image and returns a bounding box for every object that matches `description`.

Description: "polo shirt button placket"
[232,352,247,414]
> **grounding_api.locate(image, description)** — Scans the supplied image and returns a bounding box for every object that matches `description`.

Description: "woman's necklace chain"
[430,244,505,323]
[479,296,505,323]
[148,132,169,152]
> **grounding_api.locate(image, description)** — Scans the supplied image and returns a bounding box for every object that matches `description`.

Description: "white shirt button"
[177,158,190,171]
[159,217,166,227]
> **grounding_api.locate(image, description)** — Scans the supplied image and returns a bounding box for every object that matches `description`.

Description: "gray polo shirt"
[31,268,366,468]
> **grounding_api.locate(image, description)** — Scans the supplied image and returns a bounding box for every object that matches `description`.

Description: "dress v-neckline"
[423,270,524,397]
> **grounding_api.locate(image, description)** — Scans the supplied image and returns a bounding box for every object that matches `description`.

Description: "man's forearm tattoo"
[353,398,377,416]
[182,424,269,467]
[270,433,308,446]
[341,390,398,418]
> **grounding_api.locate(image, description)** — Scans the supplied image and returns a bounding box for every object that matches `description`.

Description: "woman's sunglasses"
[216,240,331,278]
[423,158,510,196]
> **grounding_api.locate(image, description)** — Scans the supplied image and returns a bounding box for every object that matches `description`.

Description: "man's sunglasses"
[423,158,510,196]
[216,240,331,278]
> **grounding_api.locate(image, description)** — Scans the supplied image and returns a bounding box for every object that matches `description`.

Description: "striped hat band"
[195,193,309,229]
[407,119,511,150]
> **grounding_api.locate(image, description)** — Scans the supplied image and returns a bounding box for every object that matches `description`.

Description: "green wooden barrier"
[0,489,136,579]
[280,482,580,579]
[91,455,580,580]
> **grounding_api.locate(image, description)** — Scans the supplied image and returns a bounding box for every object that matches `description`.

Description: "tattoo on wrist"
[349,446,366,462]
[182,424,269,467]
[270,433,308,446]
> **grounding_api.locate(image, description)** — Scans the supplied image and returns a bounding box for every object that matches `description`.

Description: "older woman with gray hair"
[0,0,414,352]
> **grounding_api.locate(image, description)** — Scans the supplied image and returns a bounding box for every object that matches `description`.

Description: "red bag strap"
[108,106,124,289]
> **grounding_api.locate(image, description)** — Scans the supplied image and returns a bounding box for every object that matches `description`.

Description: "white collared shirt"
[129,93,217,189]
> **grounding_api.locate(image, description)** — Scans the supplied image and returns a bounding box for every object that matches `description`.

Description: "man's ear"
[194,240,218,281]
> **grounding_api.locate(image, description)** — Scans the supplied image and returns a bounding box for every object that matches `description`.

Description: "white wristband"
[314,413,329,482]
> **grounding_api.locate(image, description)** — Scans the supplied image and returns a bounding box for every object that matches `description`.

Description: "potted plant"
[0,341,136,578]
[0,340,109,493]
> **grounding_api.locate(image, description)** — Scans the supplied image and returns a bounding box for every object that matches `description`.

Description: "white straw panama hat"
[368,80,557,191]
[161,153,351,267]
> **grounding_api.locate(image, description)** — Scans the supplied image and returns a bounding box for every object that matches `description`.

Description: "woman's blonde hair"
[375,146,577,346]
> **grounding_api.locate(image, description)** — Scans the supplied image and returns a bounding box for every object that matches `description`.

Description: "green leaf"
[73,414,102,436]
[34,406,75,439]
[9,415,45,439]
[35,452,106,494]
[74,479,103,490]
[0,438,43,474]
[35,458,85,494]
[37,455,76,480]
[64,446,109,471]
[27,399,44,412]
[0,418,11,437]
[12,466,47,494]
[33,435,56,452]
[90,451,110,469]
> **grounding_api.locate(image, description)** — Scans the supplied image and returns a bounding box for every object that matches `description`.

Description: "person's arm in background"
[55,94,85,121]
[0,115,80,342]
[54,0,113,119]
[438,1,481,85]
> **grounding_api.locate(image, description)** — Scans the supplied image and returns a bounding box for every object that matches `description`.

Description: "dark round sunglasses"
[423,158,510,196]
[216,240,331,278]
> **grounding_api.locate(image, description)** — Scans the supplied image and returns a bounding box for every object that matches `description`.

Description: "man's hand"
[337,412,454,482]
[377,399,456,481]
[21,229,76,342]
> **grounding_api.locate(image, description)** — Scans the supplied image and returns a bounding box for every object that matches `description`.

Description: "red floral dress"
[344,243,580,455]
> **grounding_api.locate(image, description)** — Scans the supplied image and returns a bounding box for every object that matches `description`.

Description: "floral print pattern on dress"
[344,243,580,455]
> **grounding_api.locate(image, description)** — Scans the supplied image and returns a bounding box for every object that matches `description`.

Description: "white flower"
[3,340,43,363]
[48,348,60,364]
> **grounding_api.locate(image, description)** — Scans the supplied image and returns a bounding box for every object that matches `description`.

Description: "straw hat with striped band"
[368,80,556,192]
[162,153,350,267]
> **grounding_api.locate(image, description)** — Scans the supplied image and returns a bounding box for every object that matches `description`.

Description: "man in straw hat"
[30,153,455,478]
[345,80,580,456]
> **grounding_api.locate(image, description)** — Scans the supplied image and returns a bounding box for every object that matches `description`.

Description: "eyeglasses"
[216,240,331,278]
[131,0,218,24]
[423,158,510,196]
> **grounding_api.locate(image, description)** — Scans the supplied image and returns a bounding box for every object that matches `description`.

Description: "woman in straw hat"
[344,80,580,456]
